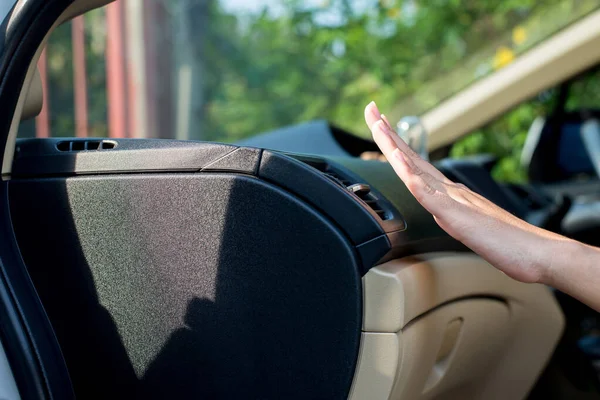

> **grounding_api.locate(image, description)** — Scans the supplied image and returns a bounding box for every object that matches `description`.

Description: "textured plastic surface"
[13,139,400,267]
[12,138,246,176]
[201,146,262,174]
[259,150,386,245]
[10,173,362,399]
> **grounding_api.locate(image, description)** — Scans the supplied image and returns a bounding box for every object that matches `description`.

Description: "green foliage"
[180,0,600,184]
[46,22,75,138]
[45,8,107,138]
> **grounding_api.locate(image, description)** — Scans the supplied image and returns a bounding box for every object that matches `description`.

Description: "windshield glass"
[0,0,14,21]
[18,0,600,142]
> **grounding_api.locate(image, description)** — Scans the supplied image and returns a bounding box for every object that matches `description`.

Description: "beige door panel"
[350,332,401,400]
[349,252,565,400]
[394,299,510,400]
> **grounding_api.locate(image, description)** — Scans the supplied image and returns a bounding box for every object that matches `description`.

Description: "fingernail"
[370,101,381,118]
[374,119,388,136]
[392,148,404,162]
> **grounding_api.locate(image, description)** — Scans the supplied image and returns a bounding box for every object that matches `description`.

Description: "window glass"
[19,0,600,144]
[450,90,557,183]
[451,65,600,184]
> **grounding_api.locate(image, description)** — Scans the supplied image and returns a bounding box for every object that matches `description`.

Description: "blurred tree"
[44,8,107,138]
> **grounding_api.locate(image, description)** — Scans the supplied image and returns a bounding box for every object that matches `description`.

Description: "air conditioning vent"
[311,163,390,221]
[322,170,352,187]
[288,155,405,231]
[56,140,117,152]
[290,156,392,220]
[346,183,389,220]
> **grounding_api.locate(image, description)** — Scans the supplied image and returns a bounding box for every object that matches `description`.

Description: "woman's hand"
[365,101,600,311]
[364,102,578,285]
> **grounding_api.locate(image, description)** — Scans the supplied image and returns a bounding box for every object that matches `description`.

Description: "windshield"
[18,0,600,142]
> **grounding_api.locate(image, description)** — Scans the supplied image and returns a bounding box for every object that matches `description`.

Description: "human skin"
[365,101,600,312]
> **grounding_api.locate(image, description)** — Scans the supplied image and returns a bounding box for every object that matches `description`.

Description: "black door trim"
[0,0,77,398]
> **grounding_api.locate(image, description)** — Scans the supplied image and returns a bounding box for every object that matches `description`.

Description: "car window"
[451,70,600,185]
[0,0,15,22]
[449,91,557,183]
[18,0,600,143]
[450,64,600,184]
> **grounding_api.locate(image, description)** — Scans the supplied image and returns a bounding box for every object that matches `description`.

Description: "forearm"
[364,101,600,312]
[542,237,600,312]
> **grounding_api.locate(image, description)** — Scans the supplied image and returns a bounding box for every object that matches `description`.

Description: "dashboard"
[241,119,562,235]
[9,133,565,399]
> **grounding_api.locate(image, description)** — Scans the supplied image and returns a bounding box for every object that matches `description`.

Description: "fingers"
[365,102,451,183]
[371,111,451,183]
[368,118,445,209]
[390,148,446,206]
[364,101,382,130]
[365,102,419,159]
[381,113,420,160]
[370,119,402,159]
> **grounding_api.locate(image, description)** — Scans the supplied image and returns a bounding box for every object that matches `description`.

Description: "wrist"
[538,236,585,287]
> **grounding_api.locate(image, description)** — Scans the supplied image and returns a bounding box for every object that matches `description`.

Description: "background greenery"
[26,0,600,183]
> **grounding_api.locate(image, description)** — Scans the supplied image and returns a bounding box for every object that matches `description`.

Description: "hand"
[364,102,574,284]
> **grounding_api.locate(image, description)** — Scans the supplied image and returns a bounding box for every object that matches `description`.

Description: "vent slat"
[56,140,116,152]
[293,158,393,221]
[322,168,390,221]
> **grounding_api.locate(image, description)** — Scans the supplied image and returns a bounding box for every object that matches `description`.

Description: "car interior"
[3,1,600,400]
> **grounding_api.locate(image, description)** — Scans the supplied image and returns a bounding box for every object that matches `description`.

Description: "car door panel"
[10,161,370,399]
